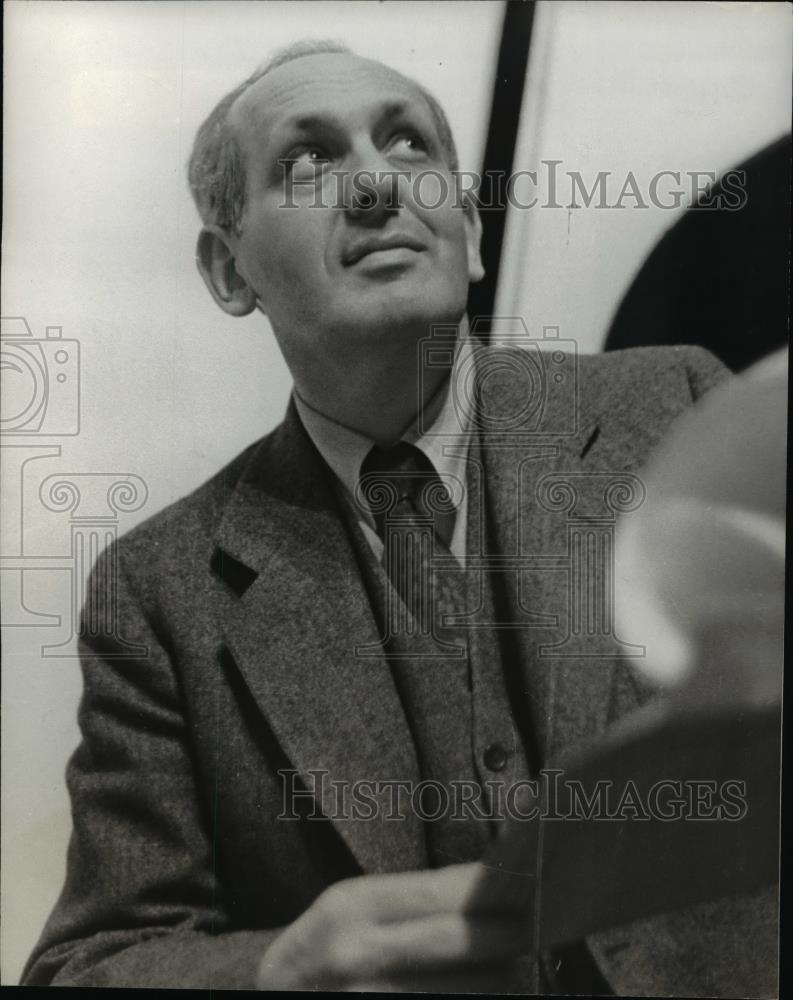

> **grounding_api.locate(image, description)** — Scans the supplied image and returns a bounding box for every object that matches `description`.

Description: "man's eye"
[294,147,331,166]
[282,147,332,175]
[389,132,428,157]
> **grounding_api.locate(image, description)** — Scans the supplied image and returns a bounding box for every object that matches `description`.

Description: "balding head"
[187,40,459,233]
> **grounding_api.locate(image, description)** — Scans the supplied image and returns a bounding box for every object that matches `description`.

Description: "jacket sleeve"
[21,543,281,988]
[679,343,731,400]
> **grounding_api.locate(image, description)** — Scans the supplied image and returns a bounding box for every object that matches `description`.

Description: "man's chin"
[336,288,467,341]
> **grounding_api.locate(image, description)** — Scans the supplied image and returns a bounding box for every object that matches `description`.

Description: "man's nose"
[342,144,402,226]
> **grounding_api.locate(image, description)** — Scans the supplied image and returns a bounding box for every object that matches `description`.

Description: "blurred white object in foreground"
[616,348,786,711]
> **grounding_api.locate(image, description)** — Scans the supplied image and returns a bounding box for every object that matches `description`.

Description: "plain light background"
[1,0,790,984]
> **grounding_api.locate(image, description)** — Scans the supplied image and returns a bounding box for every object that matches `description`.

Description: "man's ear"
[462,192,485,284]
[195,226,258,317]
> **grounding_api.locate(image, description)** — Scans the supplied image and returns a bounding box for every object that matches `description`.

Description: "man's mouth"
[342,234,426,267]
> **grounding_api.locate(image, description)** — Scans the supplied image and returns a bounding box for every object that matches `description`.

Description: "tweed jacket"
[23,345,778,994]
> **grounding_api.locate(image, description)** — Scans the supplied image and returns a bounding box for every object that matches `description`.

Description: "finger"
[331,913,531,982]
[351,862,498,923]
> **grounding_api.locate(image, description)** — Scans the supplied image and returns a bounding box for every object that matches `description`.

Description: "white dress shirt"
[293,336,475,564]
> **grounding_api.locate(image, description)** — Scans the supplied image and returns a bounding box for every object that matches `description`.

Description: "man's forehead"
[229,52,429,139]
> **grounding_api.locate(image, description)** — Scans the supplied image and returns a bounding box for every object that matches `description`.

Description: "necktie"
[358,441,462,645]
[359,444,489,868]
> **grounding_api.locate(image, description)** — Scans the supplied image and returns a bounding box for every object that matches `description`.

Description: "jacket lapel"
[213,403,425,874]
[476,362,617,764]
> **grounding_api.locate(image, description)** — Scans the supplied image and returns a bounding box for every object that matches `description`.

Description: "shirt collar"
[294,333,475,517]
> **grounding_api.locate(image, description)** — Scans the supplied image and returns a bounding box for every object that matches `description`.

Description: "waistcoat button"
[483,743,509,772]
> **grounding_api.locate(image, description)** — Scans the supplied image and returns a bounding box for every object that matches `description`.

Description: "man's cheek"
[408,169,457,215]
[252,232,310,288]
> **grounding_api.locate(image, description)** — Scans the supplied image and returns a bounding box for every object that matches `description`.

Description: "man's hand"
[256,862,532,992]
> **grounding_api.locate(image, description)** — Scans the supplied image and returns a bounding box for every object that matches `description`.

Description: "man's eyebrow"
[267,114,336,160]
[283,113,336,134]
[379,101,412,122]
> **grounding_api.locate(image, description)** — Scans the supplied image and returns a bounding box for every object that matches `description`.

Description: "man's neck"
[288,320,465,448]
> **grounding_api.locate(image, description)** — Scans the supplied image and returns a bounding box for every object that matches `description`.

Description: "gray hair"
[187,39,459,233]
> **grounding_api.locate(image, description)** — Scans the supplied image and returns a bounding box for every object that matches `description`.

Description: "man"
[22,42,776,993]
